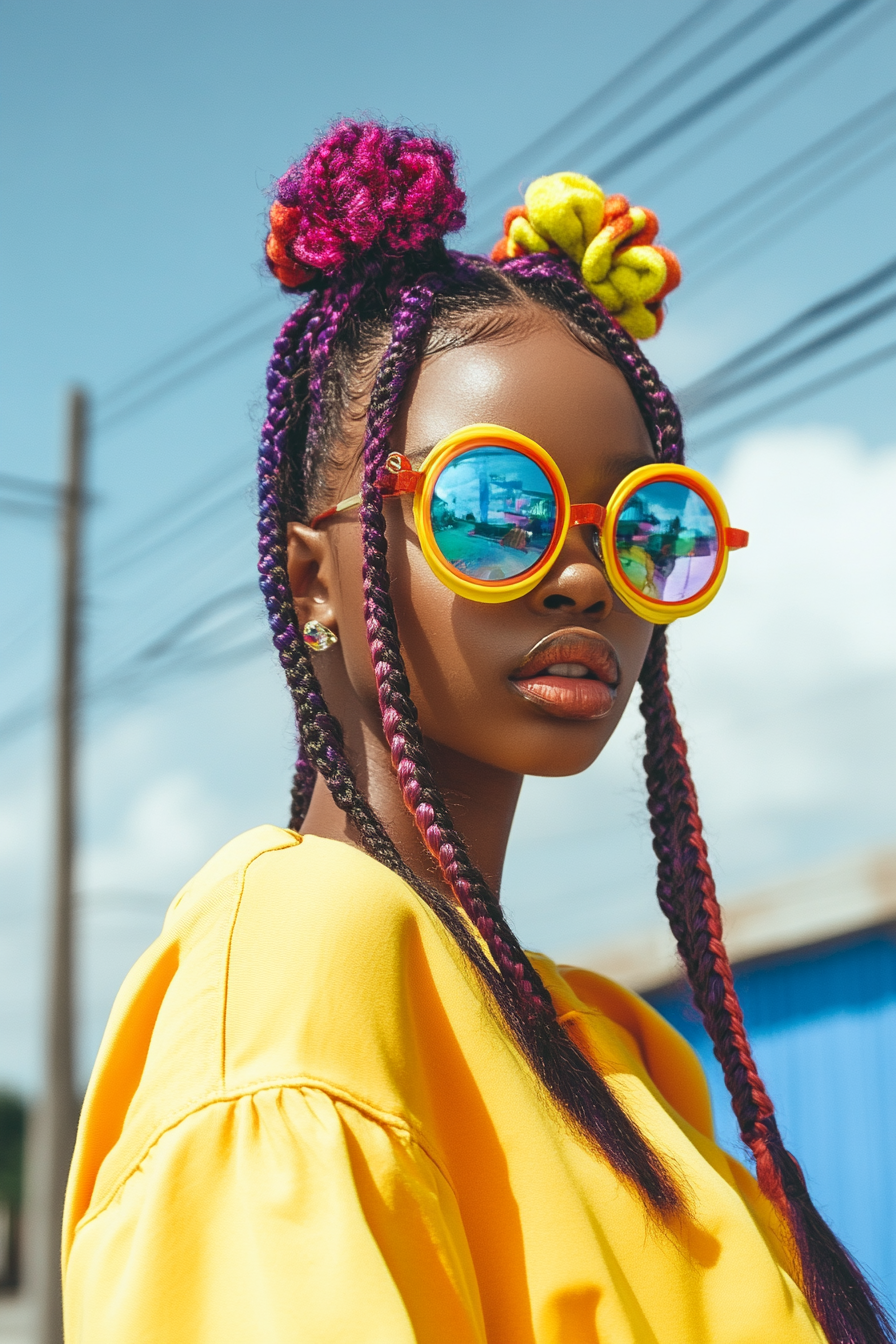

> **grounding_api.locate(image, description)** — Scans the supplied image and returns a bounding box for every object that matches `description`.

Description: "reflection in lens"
[430,447,556,582]
[615,480,718,603]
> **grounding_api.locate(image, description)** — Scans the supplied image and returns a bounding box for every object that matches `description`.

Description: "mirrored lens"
[614,480,718,604]
[429,447,557,582]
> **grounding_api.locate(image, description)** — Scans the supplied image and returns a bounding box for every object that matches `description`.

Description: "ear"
[286,522,339,635]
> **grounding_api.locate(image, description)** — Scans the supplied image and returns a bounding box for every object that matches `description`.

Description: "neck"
[300,714,523,896]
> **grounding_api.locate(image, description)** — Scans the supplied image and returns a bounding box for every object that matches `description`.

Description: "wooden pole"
[33,388,87,1344]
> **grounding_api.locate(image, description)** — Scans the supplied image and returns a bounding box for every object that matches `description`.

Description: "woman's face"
[289,308,657,780]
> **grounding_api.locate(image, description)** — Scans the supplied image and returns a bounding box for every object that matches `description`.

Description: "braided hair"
[257,119,893,1343]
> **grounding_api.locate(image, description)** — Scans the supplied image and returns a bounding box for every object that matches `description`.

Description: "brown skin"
[287,309,655,894]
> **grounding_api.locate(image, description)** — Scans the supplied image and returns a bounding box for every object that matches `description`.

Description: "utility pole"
[31,388,88,1344]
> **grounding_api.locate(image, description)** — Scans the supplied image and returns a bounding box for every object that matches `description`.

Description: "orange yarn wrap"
[491,174,680,339]
[266,201,316,289]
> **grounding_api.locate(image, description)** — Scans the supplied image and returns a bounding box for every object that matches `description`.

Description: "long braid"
[504,253,892,1339]
[638,631,894,1344]
[638,632,788,1186]
[264,266,393,828]
[500,250,894,1341]
[352,270,678,1210]
[257,302,393,854]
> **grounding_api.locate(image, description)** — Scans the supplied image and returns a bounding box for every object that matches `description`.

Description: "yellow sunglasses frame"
[312,423,748,622]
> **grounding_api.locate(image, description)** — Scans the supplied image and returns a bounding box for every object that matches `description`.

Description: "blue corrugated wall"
[647,929,896,1313]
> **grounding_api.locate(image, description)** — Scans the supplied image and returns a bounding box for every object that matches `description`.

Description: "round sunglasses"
[311,424,748,622]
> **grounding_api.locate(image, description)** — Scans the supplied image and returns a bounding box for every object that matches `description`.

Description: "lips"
[509,628,620,721]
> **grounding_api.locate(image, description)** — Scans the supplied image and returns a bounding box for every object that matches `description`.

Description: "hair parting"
[257,120,894,1343]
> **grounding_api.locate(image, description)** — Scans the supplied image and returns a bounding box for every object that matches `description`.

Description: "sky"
[1,0,895,1093]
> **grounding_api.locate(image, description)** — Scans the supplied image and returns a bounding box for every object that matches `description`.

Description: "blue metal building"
[648,926,896,1310]
[584,846,896,1314]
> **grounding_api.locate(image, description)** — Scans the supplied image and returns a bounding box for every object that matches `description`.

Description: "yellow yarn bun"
[492,172,681,340]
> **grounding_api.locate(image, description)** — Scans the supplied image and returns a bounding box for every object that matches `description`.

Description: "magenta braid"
[496,251,893,1340]
[638,631,893,1344]
[351,270,678,1211]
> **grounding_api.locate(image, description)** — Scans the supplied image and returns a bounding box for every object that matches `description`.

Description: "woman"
[62,121,891,1343]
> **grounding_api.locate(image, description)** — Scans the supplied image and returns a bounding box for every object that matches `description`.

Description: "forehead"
[397,311,655,480]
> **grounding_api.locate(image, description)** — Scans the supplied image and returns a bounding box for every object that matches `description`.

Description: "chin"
[483,725,612,779]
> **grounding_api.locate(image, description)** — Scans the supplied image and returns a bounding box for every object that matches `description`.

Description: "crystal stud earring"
[303,620,339,652]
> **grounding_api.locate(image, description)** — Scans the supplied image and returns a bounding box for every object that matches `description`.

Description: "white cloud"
[82,771,221,897]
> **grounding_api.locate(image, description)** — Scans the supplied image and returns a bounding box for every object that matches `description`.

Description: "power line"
[99,293,281,407]
[591,0,880,182]
[688,336,896,449]
[679,254,896,405]
[0,498,58,520]
[130,582,258,662]
[92,464,251,580]
[551,0,799,194]
[683,291,896,415]
[0,583,265,751]
[465,0,737,212]
[467,0,801,248]
[94,315,284,432]
[0,471,62,500]
[633,0,896,200]
[678,131,896,297]
[671,88,896,250]
[466,0,879,253]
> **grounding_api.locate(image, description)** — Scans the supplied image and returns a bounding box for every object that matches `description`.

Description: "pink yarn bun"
[266,120,466,289]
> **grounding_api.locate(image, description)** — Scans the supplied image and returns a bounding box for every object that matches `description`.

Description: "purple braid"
[497,250,893,1342]
[351,268,678,1211]
[257,298,393,845]
[256,274,541,1013]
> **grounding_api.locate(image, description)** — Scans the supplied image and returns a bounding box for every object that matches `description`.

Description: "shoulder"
[165,827,431,1031]
[223,831,436,1024]
[536,958,715,1141]
[221,834,469,1104]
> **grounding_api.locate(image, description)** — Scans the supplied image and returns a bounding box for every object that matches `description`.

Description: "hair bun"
[266,120,466,290]
[491,172,681,340]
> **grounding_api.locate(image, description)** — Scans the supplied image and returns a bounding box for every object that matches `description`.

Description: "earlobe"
[287,522,339,636]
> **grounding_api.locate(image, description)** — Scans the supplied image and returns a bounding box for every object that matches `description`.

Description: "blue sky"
[1,0,895,1091]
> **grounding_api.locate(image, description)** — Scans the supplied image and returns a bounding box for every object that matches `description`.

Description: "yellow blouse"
[63,827,823,1343]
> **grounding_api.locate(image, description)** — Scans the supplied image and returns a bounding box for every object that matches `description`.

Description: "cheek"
[382,509,481,720]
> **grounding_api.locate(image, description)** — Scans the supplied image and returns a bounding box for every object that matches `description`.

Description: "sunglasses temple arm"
[310,456,422,527]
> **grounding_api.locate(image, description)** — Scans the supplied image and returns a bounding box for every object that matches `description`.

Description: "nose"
[523,528,615,619]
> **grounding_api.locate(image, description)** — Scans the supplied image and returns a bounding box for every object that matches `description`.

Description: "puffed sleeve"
[63,1086,487,1344]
